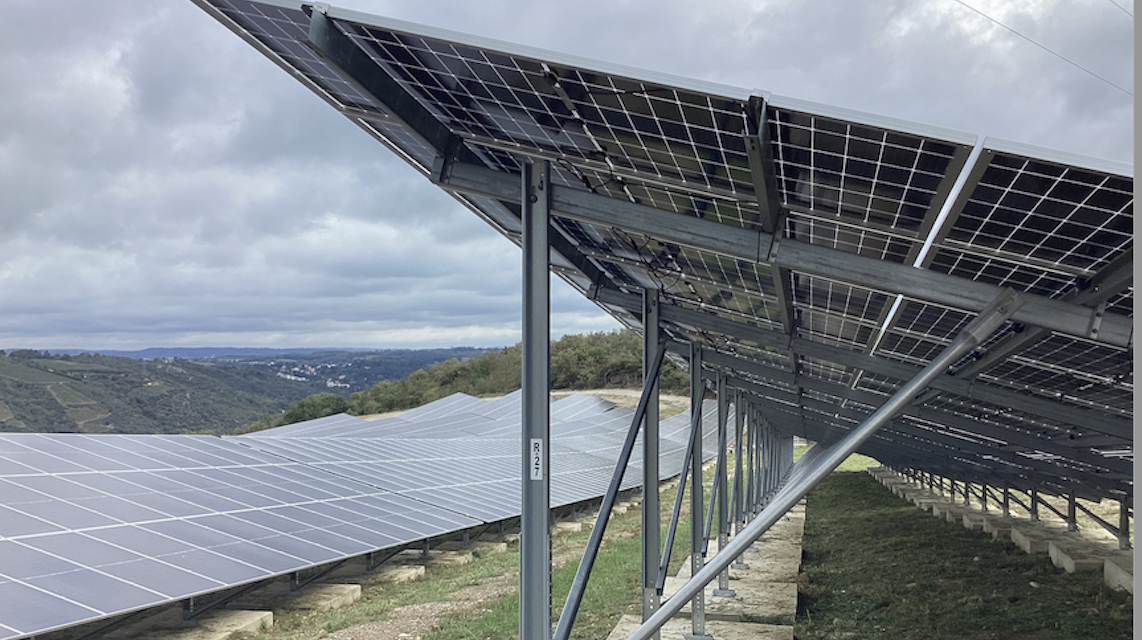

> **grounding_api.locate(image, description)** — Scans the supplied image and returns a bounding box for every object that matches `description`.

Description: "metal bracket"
[1087,301,1107,340]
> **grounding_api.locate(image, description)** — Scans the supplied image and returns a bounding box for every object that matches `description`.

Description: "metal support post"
[963,481,971,507]
[1030,488,1040,521]
[731,392,749,570]
[1118,498,1131,550]
[658,406,699,590]
[980,483,988,513]
[1066,489,1077,532]
[713,370,734,597]
[783,434,794,480]
[553,338,668,640]
[764,422,775,501]
[640,289,661,637]
[520,159,552,640]
[687,343,712,640]
[624,288,1023,640]
[1002,484,1010,517]
[745,405,756,518]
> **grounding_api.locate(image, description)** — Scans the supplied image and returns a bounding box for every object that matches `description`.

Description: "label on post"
[530,438,544,480]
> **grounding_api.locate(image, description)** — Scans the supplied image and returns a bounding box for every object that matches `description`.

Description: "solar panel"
[187,0,1130,516]
[0,432,482,639]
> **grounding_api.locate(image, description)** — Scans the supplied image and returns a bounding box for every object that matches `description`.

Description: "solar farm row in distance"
[0,392,716,639]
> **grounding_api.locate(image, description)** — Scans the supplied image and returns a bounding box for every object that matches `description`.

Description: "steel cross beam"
[790,417,1114,502]
[437,160,1131,348]
[304,8,481,168]
[792,377,1132,477]
[594,286,1131,440]
[783,398,1127,496]
[626,288,1023,640]
[740,372,1132,480]
[913,249,1135,405]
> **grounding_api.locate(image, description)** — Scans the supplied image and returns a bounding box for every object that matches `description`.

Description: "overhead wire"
[950,0,1133,97]
[1102,0,1133,17]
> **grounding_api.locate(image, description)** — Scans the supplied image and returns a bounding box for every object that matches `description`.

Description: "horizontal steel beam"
[791,377,1132,477]
[793,415,1113,501]
[792,396,1129,491]
[594,285,1131,439]
[946,250,1134,382]
[438,160,1131,348]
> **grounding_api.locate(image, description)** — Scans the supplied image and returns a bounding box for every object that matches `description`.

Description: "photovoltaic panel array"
[0,393,718,639]
[0,432,477,639]
[190,0,1130,512]
[236,393,720,521]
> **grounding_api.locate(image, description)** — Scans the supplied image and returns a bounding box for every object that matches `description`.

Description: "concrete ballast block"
[1103,554,1133,594]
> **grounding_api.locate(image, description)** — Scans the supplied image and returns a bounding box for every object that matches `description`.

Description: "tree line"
[243,329,688,432]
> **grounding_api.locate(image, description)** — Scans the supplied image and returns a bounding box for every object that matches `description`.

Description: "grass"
[795,469,1133,640]
[48,383,98,406]
[0,357,70,384]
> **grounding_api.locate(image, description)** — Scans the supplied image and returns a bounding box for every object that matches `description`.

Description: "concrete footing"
[867,466,1134,596]
[610,500,806,638]
[101,607,273,640]
[1048,540,1111,574]
[605,614,794,640]
[1103,552,1134,594]
[228,582,361,612]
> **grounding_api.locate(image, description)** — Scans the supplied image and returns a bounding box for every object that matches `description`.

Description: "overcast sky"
[0,0,1132,351]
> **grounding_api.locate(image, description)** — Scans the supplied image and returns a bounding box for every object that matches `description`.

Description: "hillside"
[245,330,691,433]
[0,347,486,435]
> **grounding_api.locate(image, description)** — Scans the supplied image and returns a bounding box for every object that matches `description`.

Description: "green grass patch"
[423,485,696,640]
[0,400,14,422]
[48,384,98,406]
[30,359,115,372]
[796,471,1132,640]
[0,358,70,384]
[65,406,109,424]
[793,443,879,472]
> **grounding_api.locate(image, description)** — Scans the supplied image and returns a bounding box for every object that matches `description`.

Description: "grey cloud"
[0,0,1129,350]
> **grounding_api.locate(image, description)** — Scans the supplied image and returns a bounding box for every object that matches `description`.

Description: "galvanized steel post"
[731,390,749,570]
[714,369,734,597]
[520,159,551,640]
[688,342,711,639]
[641,289,661,638]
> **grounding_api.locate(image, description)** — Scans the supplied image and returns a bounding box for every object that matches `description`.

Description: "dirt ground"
[320,572,519,640]
[321,534,593,640]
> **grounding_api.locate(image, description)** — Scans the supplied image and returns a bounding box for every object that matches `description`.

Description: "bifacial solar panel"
[187,0,1134,517]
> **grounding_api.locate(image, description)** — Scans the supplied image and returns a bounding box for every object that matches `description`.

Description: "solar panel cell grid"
[769,108,962,230]
[215,1,379,113]
[927,247,1079,298]
[786,214,916,263]
[948,152,1133,273]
